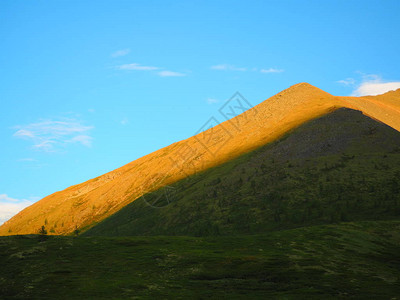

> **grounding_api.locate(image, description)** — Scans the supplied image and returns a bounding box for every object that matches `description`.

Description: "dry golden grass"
[1,83,399,236]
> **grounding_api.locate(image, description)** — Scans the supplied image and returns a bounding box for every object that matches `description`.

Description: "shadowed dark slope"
[85,108,400,237]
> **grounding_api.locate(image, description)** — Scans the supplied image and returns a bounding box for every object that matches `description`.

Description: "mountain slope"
[84,108,400,236]
[1,83,400,236]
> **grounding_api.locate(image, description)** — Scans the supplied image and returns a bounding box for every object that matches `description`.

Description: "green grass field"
[1,221,400,299]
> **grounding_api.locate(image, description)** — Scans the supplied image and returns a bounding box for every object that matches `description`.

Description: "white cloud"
[337,78,356,86]
[211,65,284,73]
[69,135,93,147]
[351,75,400,96]
[33,140,56,151]
[210,64,228,70]
[157,71,186,77]
[14,129,35,138]
[260,68,284,73]
[116,62,187,77]
[211,64,247,71]
[0,194,37,225]
[13,118,94,152]
[111,49,130,57]
[206,98,219,104]
[17,158,37,162]
[117,63,159,71]
[0,194,19,202]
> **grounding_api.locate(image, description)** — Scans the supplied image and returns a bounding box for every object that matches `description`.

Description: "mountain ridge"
[1,83,400,236]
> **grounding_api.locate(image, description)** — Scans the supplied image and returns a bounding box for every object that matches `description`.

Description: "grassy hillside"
[85,109,400,237]
[1,221,400,299]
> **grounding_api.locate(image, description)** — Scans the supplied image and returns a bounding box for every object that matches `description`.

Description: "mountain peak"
[290,82,314,88]
[281,82,332,96]
[1,83,399,236]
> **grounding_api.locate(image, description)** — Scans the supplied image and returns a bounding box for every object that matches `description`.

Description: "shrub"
[39,225,47,235]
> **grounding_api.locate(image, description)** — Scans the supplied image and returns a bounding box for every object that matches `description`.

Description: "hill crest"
[1,83,399,236]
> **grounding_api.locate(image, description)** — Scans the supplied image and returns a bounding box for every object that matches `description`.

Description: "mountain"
[84,108,400,236]
[1,83,400,236]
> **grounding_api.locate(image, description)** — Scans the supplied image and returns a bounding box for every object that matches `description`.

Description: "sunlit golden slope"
[1,83,399,236]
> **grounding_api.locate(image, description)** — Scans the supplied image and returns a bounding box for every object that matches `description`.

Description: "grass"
[1,221,400,299]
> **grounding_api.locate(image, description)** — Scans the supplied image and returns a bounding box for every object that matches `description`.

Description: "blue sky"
[1,0,400,224]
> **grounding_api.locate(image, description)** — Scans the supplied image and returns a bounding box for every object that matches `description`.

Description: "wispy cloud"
[13,118,94,152]
[15,129,35,138]
[0,194,20,202]
[211,64,247,71]
[117,63,159,71]
[337,78,356,86]
[260,68,284,73]
[116,62,187,78]
[17,158,37,162]
[0,194,38,225]
[69,135,93,147]
[157,70,186,77]
[111,49,130,57]
[206,98,219,104]
[345,74,400,96]
[211,64,284,74]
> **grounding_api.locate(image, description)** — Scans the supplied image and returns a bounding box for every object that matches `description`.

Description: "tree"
[39,225,47,235]
[74,226,80,236]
